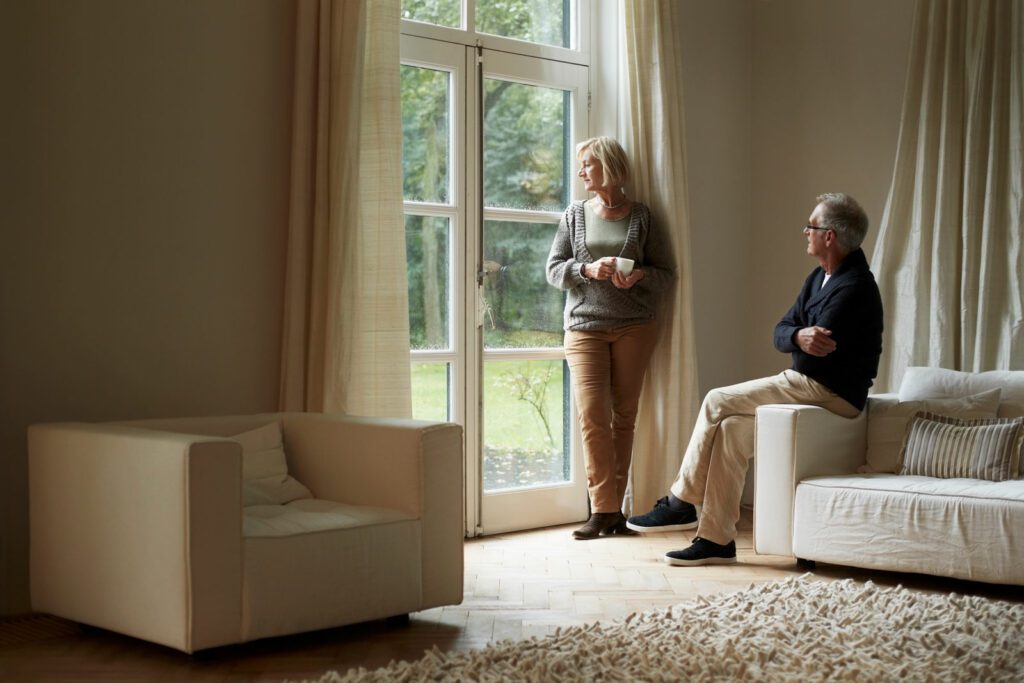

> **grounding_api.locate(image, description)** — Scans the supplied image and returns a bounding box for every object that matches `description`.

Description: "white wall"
[0,0,295,615]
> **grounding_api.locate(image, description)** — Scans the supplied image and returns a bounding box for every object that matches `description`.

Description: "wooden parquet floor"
[2,508,1021,682]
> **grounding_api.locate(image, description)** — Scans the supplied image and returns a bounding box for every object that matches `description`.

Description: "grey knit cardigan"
[545,200,677,331]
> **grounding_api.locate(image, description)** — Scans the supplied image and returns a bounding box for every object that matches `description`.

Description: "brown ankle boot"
[605,511,638,536]
[572,512,621,540]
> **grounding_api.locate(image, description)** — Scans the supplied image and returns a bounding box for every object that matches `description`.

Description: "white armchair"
[29,412,464,653]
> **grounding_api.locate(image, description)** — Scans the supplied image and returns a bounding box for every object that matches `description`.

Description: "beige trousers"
[670,369,860,545]
[564,322,659,513]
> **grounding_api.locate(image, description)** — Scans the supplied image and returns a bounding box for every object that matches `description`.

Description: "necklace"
[596,195,627,210]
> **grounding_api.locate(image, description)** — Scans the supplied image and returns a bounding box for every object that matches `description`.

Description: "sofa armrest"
[280,413,464,608]
[753,405,866,557]
[28,423,242,653]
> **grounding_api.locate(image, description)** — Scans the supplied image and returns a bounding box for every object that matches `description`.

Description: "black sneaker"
[664,537,737,566]
[626,496,698,533]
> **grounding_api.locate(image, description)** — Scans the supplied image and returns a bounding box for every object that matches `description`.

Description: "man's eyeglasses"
[804,224,831,233]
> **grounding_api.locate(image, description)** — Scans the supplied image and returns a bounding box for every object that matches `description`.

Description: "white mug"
[615,257,635,276]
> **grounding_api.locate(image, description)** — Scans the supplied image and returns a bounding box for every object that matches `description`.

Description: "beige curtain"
[279,0,411,418]
[871,0,1023,391]
[620,1,701,514]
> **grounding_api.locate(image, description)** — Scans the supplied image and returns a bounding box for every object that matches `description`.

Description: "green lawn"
[411,362,450,422]
[411,359,566,452]
[412,359,571,490]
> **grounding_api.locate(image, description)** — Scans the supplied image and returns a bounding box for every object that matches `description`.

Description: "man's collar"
[826,249,868,279]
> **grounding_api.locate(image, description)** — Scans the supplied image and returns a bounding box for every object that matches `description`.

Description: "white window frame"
[401,0,591,66]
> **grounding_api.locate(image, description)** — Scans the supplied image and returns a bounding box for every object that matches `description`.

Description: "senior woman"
[546,136,676,540]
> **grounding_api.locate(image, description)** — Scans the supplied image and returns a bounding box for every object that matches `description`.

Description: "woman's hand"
[612,268,644,289]
[584,257,618,281]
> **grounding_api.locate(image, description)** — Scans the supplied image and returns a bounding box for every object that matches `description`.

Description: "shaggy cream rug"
[317,576,1024,682]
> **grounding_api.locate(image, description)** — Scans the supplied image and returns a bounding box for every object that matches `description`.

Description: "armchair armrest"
[28,423,242,653]
[280,413,464,608]
[753,404,866,557]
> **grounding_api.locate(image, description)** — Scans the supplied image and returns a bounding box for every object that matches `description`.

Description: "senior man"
[627,192,883,565]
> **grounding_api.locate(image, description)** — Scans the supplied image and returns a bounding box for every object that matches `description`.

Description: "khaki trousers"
[565,322,659,513]
[670,369,859,545]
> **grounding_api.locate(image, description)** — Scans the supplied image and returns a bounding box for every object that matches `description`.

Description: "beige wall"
[0,0,295,614]
[677,0,914,388]
[680,0,754,396]
[746,0,915,378]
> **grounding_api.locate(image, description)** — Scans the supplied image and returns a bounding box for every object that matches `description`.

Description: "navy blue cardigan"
[773,248,883,411]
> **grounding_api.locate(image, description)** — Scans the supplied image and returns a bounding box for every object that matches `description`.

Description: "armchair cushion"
[232,421,312,506]
[243,499,414,537]
[241,499,422,642]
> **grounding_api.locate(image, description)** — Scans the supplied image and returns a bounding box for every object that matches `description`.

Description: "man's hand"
[795,326,837,357]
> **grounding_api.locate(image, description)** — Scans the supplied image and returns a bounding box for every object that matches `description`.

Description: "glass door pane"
[478,49,588,534]
[482,219,564,349]
[401,36,463,431]
[406,215,451,351]
[483,359,568,491]
[481,218,566,488]
[483,80,569,211]
[407,214,452,423]
[477,0,571,48]
[401,64,451,203]
[401,0,462,29]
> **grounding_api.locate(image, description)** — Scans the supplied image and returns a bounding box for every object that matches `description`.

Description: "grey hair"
[816,193,868,252]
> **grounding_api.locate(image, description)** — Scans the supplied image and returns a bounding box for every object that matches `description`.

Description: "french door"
[401,35,590,535]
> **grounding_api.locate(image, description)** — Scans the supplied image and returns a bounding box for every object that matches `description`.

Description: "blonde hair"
[575,136,630,189]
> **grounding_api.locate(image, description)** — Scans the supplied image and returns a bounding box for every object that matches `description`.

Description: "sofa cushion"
[897,412,1024,481]
[863,389,1002,473]
[232,422,313,507]
[793,474,1024,585]
[899,366,1024,403]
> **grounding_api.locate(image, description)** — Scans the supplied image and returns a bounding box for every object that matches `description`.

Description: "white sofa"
[754,367,1024,585]
[29,412,464,653]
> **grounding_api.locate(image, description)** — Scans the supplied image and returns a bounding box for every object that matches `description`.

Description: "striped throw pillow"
[897,412,1024,481]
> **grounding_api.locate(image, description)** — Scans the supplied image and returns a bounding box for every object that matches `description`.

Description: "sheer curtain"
[871,0,1023,391]
[279,0,411,418]
[620,1,700,514]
